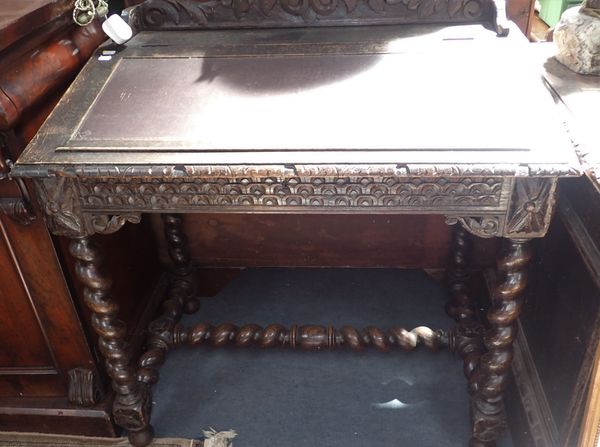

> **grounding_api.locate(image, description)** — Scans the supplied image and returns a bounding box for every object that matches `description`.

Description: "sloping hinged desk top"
[13,23,582,239]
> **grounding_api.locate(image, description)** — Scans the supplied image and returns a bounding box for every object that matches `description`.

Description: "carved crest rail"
[129,0,506,34]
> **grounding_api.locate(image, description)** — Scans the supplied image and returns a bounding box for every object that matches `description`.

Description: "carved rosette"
[504,178,557,239]
[130,0,493,29]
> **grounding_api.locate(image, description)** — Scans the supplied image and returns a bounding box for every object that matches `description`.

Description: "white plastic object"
[102,14,133,45]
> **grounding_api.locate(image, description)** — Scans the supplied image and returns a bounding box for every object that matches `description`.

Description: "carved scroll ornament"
[444,215,501,238]
[130,0,494,30]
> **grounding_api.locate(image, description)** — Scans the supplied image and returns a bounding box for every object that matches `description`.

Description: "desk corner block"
[32,176,142,238]
[504,177,558,239]
[446,177,558,240]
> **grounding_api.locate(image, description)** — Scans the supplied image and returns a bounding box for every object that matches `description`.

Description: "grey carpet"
[151,268,512,447]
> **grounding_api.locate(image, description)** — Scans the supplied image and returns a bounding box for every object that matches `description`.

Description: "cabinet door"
[0,180,98,398]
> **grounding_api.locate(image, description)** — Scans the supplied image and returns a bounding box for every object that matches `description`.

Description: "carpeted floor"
[151,268,512,447]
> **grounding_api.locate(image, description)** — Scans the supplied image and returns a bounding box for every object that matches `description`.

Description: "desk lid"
[14,25,581,178]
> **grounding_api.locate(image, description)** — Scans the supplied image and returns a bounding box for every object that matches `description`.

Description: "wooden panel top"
[14,24,581,178]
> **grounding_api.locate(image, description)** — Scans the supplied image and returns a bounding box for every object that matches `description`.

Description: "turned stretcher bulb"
[102,14,133,45]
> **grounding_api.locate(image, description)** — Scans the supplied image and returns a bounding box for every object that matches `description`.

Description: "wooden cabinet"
[0,1,115,435]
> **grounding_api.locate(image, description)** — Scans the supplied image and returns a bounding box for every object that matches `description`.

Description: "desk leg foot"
[162,214,200,314]
[69,237,154,445]
[128,424,155,447]
[471,238,531,444]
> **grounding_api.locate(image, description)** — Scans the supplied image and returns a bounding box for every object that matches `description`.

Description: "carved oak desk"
[12,5,580,446]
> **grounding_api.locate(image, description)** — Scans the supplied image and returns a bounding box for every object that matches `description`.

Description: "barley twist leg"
[162,213,199,314]
[470,238,532,446]
[447,225,486,391]
[69,237,153,447]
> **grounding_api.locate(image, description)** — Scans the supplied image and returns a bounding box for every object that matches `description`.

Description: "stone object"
[554,6,600,76]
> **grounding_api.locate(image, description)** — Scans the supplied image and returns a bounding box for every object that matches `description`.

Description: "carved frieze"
[130,0,494,30]
[78,176,506,212]
[32,173,558,239]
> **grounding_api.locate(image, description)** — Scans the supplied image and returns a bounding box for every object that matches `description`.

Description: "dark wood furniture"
[0,2,163,436]
[12,2,580,446]
[0,3,115,435]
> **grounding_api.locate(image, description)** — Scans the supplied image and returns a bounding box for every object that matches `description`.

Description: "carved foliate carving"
[34,177,86,237]
[32,177,142,237]
[79,176,506,212]
[130,0,494,30]
[505,178,557,238]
